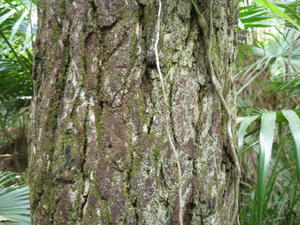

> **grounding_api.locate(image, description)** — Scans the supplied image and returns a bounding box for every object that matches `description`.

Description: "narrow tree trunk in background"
[29,0,238,224]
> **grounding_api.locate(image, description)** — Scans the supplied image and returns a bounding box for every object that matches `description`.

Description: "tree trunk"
[28,0,238,224]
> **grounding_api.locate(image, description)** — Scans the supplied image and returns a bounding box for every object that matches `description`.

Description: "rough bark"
[29,0,238,224]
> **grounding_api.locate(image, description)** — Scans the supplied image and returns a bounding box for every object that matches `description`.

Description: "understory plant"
[0,0,36,224]
[237,0,300,224]
[0,0,36,169]
[0,171,31,225]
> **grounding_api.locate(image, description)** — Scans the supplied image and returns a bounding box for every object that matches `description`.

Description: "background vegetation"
[237,0,300,224]
[0,0,299,224]
[0,0,35,223]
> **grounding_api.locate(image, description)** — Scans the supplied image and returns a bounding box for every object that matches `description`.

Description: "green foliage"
[253,0,300,29]
[253,29,300,75]
[0,0,36,168]
[239,1,300,29]
[239,4,275,28]
[0,1,35,223]
[238,110,300,225]
[0,172,31,225]
[0,0,35,102]
[266,75,300,96]
[256,112,276,225]
[282,110,300,182]
[236,28,300,96]
[237,1,300,225]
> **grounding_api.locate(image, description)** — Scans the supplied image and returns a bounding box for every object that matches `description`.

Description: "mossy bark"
[29,0,239,224]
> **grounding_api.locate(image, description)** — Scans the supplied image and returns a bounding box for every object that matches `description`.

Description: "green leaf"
[282,110,300,182]
[253,0,300,29]
[276,109,300,122]
[256,111,276,225]
[0,172,31,225]
[277,3,300,24]
[9,10,29,42]
[237,116,259,149]
[0,9,16,24]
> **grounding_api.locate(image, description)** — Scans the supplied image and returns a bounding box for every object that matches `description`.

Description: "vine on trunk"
[154,1,184,224]
[191,0,241,224]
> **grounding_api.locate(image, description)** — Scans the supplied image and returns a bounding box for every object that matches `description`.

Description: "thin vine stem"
[154,1,183,224]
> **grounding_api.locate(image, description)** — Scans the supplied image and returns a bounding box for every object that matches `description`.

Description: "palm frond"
[238,109,300,225]
[0,172,31,225]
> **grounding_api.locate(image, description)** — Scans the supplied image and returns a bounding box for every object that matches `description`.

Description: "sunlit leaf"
[282,110,300,182]
[256,111,276,225]
[0,172,31,225]
[253,0,300,29]
[237,116,259,149]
